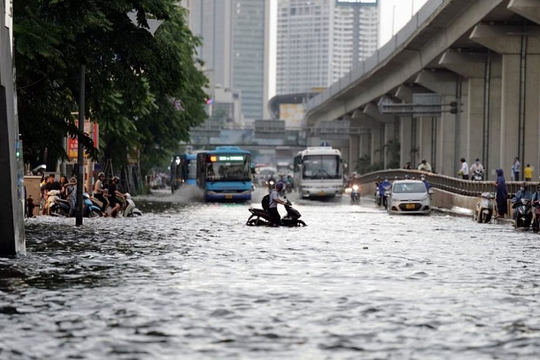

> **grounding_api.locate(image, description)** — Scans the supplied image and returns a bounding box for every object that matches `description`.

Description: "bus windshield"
[302,155,340,180]
[206,154,251,182]
[186,159,197,179]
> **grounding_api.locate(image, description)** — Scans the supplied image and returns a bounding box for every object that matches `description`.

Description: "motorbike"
[513,197,532,229]
[380,185,391,208]
[350,184,360,204]
[47,190,71,216]
[266,178,276,192]
[246,198,306,227]
[121,193,143,217]
[375,190,381,206]
[83,192,102,217]
[533,200,540,233]
[286,182,293,194]
[473,192,495,223]
[472,169,484,181]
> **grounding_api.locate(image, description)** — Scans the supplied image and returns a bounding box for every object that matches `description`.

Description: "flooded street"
[1,190,540,359]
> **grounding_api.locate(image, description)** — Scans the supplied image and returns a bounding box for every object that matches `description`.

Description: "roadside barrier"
[357,169,533,197]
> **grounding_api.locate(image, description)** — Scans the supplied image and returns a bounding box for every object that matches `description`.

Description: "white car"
[387,180,431,215]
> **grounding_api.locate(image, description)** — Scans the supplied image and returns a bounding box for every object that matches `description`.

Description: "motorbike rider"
[268,182,287,225]
[93,172,109,213]
[108,176,126,217]
[266,173,276,191]
[531,183,540,223]
[378,177,392,207]
[511,182,532,220]
[420,174,431,191]
[286,174,294,192]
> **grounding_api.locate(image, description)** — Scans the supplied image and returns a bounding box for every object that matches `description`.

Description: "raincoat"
[495,169,508,216]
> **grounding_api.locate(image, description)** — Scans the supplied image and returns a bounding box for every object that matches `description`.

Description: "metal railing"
[358,169,534,197]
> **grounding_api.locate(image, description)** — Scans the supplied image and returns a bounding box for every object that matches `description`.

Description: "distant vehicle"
[293,147,344,199]
[196,146,253,201]
[170,152,199,193]
[276,161,291,175]
[387,180,431,215]
[255,166,277,185]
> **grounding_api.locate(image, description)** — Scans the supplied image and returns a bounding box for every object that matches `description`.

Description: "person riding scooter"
[378,178,392,208]
[512,183,532,220]
[268,182,287,225]
[531,184,540,231]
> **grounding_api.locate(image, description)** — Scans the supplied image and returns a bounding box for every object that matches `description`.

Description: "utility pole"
[76,65,85,226]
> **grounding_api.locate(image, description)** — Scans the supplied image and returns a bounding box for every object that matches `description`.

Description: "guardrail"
[358,169,534,197]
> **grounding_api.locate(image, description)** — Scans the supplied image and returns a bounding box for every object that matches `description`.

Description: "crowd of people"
[38,172,127,217]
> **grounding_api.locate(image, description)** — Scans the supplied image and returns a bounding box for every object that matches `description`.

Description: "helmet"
[352,171,357,176]
[420,175,426,180]
[98,172,105,178]
[275,182,284,191]
[112,176,120,182]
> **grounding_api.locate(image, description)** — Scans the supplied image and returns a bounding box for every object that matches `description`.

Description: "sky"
[268,0,429,99]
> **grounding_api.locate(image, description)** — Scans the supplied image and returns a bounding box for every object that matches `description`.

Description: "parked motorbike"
[472,169,484,181]
[473,192,495,223]
[350,184,360,204]
[83,192,102,217]
[46,190,71,217]
[513,197,532,229]
[122,193,143,217]
[246,198,306,227]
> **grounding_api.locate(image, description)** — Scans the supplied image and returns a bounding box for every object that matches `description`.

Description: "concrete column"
[471,24,540,179]
[359,134,370,158]
[400,117,412,168]
[383,121,396,168]
[415,70,458,176]
[370,127,383,166]
[467,78,484,163]
[0,0,25,255]
[348,135,359,169]
[418,117,432,166]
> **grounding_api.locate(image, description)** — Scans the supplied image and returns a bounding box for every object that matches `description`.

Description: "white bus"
[293,147,344,199]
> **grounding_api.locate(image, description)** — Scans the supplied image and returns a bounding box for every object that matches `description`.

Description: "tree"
[14,0,208,172]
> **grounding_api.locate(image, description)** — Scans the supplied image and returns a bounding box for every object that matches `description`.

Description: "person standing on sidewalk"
[459,158,469,180]
[524,164,533,181]
[512,157,521,181]
[495,169,508,218]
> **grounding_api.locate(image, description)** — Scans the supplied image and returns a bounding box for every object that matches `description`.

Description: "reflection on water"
[1,190,540,359]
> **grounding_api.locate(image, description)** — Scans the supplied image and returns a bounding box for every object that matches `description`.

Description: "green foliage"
[14,0,208,172]
[384,139,401,169]
[354,155,383,174]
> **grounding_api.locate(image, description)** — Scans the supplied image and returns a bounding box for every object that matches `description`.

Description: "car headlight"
[420,195,429,202]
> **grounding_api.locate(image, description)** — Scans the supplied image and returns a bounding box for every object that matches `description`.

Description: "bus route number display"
[209,155,245,162]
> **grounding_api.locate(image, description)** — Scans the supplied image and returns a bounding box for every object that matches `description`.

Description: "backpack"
[262,194,270,211]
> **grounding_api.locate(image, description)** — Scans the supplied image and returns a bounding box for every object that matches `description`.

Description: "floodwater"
[1,189,540,359]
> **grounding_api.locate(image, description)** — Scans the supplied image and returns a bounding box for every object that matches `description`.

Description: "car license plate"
[406,203,415,209]
[318,191,326,196]
[225,195,233,199]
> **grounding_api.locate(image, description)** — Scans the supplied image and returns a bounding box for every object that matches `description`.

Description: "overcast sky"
[268,0,430,98]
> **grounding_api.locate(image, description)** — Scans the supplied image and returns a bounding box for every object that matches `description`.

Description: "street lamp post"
[76,64,85,226]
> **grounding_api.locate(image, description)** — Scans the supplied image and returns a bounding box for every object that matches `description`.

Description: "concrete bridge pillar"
[348,135,360,169]
[370,127,383,166]
[439,49,503,179]
[399,117,412,169]
[0,0,25,256]
[383,121,395,168]
[415,70,459,176]
[471,24,540,180]
[418,117,432,167]
[359,133,370,159]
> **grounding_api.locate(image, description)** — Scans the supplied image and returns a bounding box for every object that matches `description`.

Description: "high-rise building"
[276,0,379,95]
[181,0,270,122]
